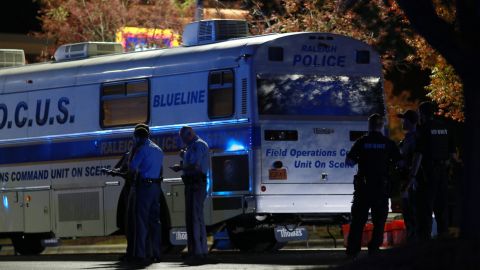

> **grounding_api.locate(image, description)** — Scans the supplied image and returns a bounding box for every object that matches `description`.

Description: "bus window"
[101,79,149,128]
[257,74,384,117]
[208,70,234,118]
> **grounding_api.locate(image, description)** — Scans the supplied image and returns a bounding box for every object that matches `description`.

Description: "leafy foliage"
[34,0,194,57]
[246,0,464,121]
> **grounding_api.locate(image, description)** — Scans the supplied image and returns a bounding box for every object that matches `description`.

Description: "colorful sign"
[116,26,180,51]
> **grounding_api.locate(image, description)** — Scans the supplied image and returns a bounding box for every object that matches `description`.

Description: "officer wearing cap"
[408,101,455,240]
[345,114,401,258]
[128,123,164,264]
[397,109,419,242]
[171,126,210,265]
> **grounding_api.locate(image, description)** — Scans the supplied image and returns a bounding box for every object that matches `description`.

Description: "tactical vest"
[428,120,450,160]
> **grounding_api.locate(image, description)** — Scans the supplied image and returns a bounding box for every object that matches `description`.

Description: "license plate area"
[269,168,287,180]
[274,226,308,242]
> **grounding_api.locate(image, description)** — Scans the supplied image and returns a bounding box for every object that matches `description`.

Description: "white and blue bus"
[0,20,385,254]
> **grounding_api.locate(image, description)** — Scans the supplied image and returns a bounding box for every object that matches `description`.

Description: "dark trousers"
[402,187,417,242]
[346,190,389,256]
[125,186,135,257]
[415,164,449,240]
[185,180,208,256]
[134,183,162,259]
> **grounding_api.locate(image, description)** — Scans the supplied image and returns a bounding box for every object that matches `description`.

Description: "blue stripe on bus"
[0,124,253,165]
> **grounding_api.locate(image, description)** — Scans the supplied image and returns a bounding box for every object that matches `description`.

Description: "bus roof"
[0,32,374,93]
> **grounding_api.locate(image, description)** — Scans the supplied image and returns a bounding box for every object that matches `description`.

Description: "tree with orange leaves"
[34,0,194,57]
[246,0,464,122]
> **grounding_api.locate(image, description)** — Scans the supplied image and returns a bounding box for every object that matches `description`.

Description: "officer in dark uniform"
[106,150,135,261]
[171,126,210,265]
[345,114,401,258]
[128,124,164,264]
[408,101,455,240]
[104,124,150,262]
[397,110,419,242]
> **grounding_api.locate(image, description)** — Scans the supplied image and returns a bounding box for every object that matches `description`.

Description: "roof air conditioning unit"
[54,42,123,61]
[182,19,249,46]
[0,49,26,68]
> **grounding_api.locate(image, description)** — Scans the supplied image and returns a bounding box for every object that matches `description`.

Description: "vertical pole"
[195,0,203,21]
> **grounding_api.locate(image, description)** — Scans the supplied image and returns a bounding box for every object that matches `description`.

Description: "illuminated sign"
[116,26,180,51]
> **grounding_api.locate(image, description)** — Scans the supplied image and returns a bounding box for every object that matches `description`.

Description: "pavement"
[0,248,352,270]
[0,238,344,256]
[0,235,350,269]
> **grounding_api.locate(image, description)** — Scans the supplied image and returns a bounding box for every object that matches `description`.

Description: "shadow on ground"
[0,250,348,269]
[333,239,480,270]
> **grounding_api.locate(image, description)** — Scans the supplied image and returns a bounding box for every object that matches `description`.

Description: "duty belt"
[135,177,163,185]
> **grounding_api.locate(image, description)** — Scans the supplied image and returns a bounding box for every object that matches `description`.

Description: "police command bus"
[0,20,384,254]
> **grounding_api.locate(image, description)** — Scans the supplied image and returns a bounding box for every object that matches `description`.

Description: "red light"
[261,185,266,192]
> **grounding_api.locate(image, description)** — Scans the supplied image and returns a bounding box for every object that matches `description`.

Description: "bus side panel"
[24,190,51,233]
[0,85,99,142]
[0,191,24,233]
[54,188,104,238]
[149,72,209,127]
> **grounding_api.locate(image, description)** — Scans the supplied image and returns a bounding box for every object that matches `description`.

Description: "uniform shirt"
[183,136,210,176]
[415,118,454,164]
[114,151,130,172]
[399,130,417,171]
[347,131,401,180]
[129,139,164,179]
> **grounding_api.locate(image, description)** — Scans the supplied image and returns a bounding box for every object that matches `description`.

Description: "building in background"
[0,34,49,64]
[0,0,247,60]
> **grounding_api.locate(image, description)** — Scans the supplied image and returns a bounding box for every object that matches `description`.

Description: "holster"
[181,175,195,185]
[181,174,207,186]
[353,174,366,191]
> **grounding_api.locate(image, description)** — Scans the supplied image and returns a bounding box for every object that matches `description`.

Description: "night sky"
[0,0,41,34]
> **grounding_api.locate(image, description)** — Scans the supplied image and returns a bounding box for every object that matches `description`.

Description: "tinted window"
[101,80,149,127]
[208,70,234,118]
[257,74,384,116]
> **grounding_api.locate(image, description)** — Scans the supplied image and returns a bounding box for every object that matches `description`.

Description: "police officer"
[345,114,401,258]
[105,150,135,261]
[397,109,419,242]
[128,124,164,264]
[171,126,210,265]
[408,101,455,240]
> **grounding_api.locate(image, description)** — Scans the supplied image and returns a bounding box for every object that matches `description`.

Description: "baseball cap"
[134,123,150,138]
[419,101,435,117]
[397,109,418,124]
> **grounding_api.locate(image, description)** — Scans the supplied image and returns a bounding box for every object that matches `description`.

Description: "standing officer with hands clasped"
[345,114,402,258]
[397,109,419,242]
[171,126,212,266]
[407,101,455,241]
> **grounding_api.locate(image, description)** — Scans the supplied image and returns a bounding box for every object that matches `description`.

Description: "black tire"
[11,234,45,255]
[228,227,284,252]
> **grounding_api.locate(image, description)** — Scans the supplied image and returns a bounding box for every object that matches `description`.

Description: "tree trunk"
[460,72,480,239]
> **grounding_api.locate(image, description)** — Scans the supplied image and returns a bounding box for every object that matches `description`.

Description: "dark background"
[0,1,41,34]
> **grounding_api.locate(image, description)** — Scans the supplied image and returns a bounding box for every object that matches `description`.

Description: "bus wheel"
[11,234,45,255]
[227,227,284,252]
